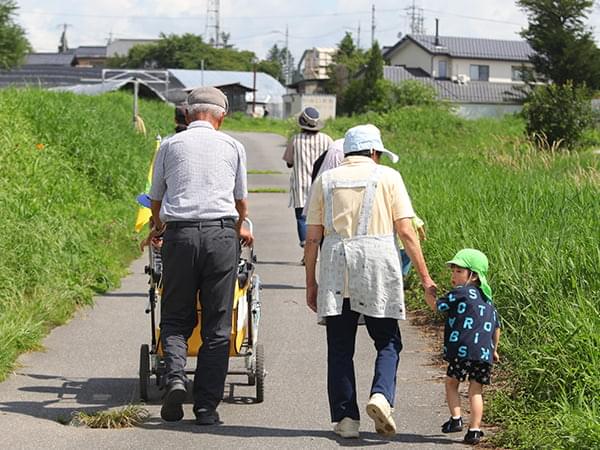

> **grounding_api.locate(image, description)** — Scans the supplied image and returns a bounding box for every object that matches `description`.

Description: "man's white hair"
[187,103,226,119]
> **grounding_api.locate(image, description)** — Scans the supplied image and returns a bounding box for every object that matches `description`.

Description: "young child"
[425,248,501,445]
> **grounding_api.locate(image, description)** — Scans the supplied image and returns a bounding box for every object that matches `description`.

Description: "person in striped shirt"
[282,107,333,260]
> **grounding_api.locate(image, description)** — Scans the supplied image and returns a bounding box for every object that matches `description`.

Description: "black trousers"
[160,221,239,411]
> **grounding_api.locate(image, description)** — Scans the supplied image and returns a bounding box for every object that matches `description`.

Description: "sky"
[14,0,600,65]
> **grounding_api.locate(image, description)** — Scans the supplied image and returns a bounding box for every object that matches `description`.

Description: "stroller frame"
[138,219,265,403]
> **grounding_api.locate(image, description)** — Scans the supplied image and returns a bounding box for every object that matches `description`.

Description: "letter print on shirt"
[478,304,487,316]
[463,317,474,329]
[483,321,493,332]
[468,288,478,300]
[458,346,468,358]
[449,331,460,342]
[480,347,491,361]
[457,302,467,314]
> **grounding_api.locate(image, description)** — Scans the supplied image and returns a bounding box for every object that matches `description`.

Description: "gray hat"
[298,106,323,130]
[186,86,229,113]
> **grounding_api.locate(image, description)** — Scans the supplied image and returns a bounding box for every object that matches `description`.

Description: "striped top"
[149,120,247,222]
[282,131,333,208]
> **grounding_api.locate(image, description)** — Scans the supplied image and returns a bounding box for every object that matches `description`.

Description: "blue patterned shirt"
[437,285,500,365]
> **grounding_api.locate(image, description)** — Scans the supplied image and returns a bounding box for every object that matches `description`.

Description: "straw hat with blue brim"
[343,124,399,163]
[447,248,493,301]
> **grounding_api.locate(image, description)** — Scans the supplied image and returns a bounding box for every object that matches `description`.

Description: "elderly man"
[149,86,253,425]
[304,124,436,439]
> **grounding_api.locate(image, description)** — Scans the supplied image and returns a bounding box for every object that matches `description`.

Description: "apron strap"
[356,166,383,236]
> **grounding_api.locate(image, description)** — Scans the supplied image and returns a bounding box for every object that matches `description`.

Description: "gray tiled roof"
[75,46,107,58]
[386,35,533,62]
[384,65,526,104]
[25,53,75,66]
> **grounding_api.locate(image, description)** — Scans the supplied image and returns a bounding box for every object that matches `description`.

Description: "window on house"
[438,60,448,79]
[512,66,524,81]
[469,64,489,81]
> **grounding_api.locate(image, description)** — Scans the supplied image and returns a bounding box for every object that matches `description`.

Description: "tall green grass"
[228,108,600,448]
[0,88,173,379]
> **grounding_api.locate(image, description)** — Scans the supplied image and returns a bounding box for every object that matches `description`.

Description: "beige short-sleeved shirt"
[306,156,415,236]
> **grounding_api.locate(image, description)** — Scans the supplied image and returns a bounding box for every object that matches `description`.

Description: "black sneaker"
[441,416,463,433]
[160,380,186,422]
[464,429,484,445]
[195,408,221,426]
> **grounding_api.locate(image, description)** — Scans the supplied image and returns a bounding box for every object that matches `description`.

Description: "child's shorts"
[446,359,492,385]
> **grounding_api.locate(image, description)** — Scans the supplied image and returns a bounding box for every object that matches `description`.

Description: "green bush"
[0,88,173,379]
[522,81,594,149]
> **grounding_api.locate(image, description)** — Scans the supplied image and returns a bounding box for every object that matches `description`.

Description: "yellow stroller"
[138,219,265,403]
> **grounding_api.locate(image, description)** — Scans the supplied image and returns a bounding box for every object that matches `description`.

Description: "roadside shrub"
[522,81,594,149]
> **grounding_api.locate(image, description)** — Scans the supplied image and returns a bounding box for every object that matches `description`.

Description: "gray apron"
[317,166,406,320]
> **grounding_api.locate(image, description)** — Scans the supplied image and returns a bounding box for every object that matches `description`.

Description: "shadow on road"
[0,373,139,423]
[139,420,458,446]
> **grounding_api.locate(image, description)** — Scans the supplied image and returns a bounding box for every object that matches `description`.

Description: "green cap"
[447,248,492,301]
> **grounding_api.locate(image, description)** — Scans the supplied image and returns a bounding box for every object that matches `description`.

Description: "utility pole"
[405,0,426,35]
[285,25,290,85]
[206,0,221,47]
[357,21,361,48]
[371,4,375,47]
[58,23,71,53]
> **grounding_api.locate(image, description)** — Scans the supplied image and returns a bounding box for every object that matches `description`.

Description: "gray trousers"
[160,220,239,411]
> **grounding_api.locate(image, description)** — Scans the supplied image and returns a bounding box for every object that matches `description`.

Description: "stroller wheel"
[255,343,265,403]
[139,344,150,401]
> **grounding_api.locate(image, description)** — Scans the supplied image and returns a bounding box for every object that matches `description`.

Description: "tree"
[325,32,367,112]
[106,33,258,71]
[0,0,30,69]
[518,0,600,89]
[264,43,294,84]
[518,0,600,149]
[340,41,386,115]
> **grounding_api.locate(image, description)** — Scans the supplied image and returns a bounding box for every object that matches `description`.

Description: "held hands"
[423,278,438,311]
[494,351,500,363]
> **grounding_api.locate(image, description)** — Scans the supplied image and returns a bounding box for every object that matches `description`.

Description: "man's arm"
[150,200,163,231]
[395,217,437,303]
[304,224,324,313]
[235,199,254,246]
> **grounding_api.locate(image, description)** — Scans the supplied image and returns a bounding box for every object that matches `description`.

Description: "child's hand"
[493,351,500,363]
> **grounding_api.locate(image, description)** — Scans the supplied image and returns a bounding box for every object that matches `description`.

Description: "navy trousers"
[325,300,403,422]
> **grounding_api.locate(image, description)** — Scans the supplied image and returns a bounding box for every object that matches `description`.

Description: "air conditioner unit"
[457,74,470,84]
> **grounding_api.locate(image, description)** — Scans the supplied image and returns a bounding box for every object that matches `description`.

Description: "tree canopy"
[518,0,600,89]
[0,0,30,69]
[107,33,293,83]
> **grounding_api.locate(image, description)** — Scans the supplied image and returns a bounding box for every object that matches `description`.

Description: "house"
[169,69,287,118]
[383,34,534,83]
[73,46,108,67]
[382,33,534,118]
[184,82,255,114]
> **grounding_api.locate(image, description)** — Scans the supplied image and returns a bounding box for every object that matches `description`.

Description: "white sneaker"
[333,417,360,438]
[366,393,396,437]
